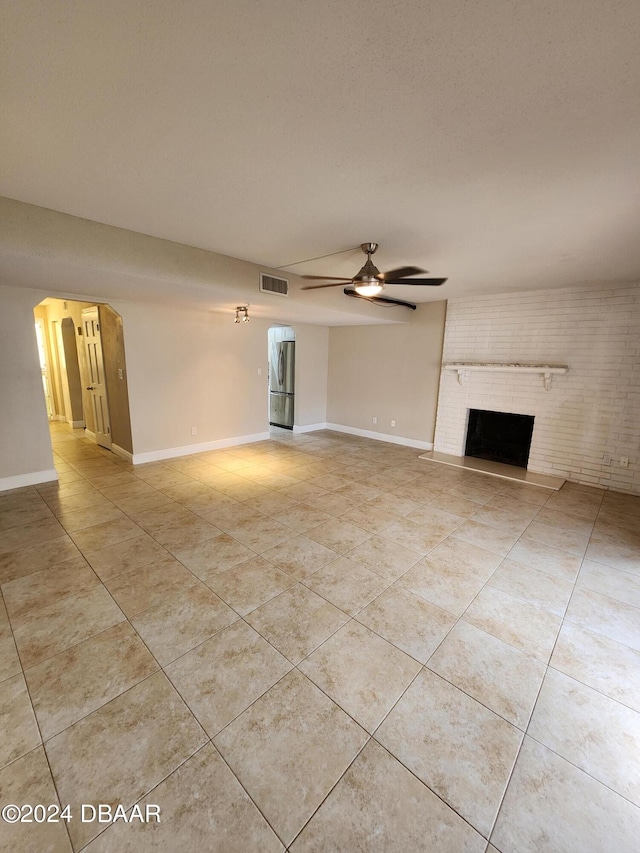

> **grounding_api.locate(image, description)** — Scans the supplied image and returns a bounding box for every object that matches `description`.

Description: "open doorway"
[34,317,54,420]
[268,325,296,430]
[33,298,134,459]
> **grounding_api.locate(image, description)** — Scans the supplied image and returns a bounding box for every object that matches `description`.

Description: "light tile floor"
[1,422,640,851]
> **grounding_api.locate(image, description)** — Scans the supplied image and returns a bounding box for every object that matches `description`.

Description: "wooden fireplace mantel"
[443,363,569,391]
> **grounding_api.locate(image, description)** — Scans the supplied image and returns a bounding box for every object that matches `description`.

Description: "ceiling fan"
[300,242,447,309]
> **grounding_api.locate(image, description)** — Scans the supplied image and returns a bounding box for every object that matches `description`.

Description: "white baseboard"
[132,432,271,465]
[324,423,434,451]
[112,444,133,463]
[0,469,59,493]
[84,429,96,440]
[69,420,86,429]
[293,422,328,434]
[53,414,66,422]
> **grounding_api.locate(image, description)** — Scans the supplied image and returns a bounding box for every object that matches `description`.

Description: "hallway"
[1,422,639,851]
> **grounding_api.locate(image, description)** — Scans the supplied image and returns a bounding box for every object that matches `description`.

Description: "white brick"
[434,281,640,495]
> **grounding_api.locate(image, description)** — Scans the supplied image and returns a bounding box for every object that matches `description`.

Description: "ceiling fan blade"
[301,281,353,290]
[301,274,354,281]
[378,266,426,280]
[383,277,448,286]
[343,289,417,310]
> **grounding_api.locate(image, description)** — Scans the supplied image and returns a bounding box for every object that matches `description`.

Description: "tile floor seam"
[371,734,493,843]
[420,658,531,735]
[482,576,572,620]
[485,659,551,846]
[522,727,640,811]
[3,742,76,853]
[5,584,128,672]
[575,567,640,602]
[12,669,76,853]
[1,568,103,624]
[4,423,639,852]
[298,572,395,617]
[544,658,640,713]
[212,617,424,738]
[208,664,369,846]
[382,660,528,842]
[244,592,355,667]
[560,525,640,641]
[72,741,218,853]
[284,734,373,849]
[485,738,528,849]
[190,739,286,850]
[27,667,162,747]
[162,630,293,739]
[0,585,21,681]
[516,533,640,811]
[349,614,432,665]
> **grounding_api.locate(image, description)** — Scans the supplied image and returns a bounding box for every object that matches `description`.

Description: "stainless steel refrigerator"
[269,340,295,428]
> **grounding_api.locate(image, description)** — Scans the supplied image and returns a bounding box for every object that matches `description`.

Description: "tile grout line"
[483,487,601,845]
[0,582,76,852]
[3,424,639,850]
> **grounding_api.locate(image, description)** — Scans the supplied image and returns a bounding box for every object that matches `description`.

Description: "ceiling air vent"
[260,273,289,297]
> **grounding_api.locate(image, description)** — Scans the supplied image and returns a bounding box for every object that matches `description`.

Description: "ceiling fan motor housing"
[354,256,382,282]
[354,244,384,295]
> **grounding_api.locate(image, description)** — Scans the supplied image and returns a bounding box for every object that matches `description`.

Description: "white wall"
[326,302,447,446]
[106,301,330,457]
[0,287,55,486]
[117,301,271,454]
[434,282,640,494]
[292,324,329,428]
[0,285,330,478]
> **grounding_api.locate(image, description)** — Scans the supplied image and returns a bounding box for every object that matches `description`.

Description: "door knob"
[86,386,94,390]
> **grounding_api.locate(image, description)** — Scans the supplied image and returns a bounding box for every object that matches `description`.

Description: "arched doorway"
[34,298,133,460]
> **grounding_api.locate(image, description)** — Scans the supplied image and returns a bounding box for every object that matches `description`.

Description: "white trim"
[84,429,96,440]
[111,444,133,463]
[69,419,86,429]
[325,423,434,450]
[293,422,328,434]
[0,469,58,492]
[53,414,66,422]
[131,432,271,465]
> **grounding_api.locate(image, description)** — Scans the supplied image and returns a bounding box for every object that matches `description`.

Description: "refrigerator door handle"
[278,349,285,386]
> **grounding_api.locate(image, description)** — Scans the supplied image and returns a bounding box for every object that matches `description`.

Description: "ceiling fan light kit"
[354,280,384,297]
[301,242,447,309]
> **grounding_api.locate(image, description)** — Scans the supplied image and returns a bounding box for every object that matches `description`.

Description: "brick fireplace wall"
[433,282,640,494]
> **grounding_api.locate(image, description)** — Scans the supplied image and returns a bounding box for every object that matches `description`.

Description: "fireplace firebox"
[465,409,534,468]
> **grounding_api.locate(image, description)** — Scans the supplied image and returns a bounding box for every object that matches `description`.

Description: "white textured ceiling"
[1,0,640,320]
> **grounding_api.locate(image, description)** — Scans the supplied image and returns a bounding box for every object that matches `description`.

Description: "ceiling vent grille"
[260,273,289,296]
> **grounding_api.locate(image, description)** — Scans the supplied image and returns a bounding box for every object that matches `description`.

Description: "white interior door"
[81,307,112,449]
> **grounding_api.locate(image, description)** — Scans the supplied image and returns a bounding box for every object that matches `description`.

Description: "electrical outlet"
[603,454,611,465]
[620,456,629,468]
[391,420,396,427]
[191,426,197,436]
[257,367,262,376]
[372,416,377,425]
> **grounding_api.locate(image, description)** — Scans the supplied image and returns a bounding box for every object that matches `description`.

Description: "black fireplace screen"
[465,409,535,468]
